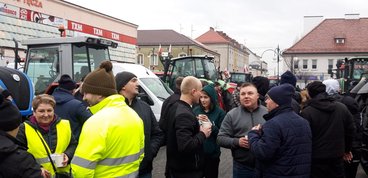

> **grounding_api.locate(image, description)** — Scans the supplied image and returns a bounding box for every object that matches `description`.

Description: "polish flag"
[158,44,162,56]
[168,44,172,54]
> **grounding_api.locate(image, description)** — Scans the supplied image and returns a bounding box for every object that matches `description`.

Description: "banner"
[0,3,19,18]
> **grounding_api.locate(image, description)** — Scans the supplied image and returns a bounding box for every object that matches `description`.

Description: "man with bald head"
[164,76,211,178]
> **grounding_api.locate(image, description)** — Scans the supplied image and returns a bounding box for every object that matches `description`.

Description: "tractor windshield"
[26,47,60,95]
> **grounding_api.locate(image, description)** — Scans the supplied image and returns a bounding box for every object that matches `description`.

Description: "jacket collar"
[263,105,292,121]
[89,94,127,114]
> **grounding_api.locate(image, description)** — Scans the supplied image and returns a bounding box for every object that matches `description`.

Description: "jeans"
[138,172,152,178]
[233,160,255,178]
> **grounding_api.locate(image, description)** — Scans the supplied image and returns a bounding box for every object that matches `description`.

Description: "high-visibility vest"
[71,94,145,178]
[25,120,72,176]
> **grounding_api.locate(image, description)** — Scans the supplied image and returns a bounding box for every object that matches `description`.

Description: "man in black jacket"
[165,76,211,178]
[115,71,164,178]
[301,81,356,178]
[0,93,43,177]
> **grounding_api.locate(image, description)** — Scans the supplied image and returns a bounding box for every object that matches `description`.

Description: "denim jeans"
[138,172,152,178]
[233,160,255,178]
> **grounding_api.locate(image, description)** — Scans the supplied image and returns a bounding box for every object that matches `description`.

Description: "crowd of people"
[0,61,365,178]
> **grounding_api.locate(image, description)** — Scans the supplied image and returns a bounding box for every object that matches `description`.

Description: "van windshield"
[140,78,172,101]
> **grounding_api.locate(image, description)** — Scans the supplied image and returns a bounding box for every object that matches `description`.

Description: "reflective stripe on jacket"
[25,120,72,176]
[71,94,145,178]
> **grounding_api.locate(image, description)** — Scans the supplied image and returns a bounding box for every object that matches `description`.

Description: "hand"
[343,151,353,163]
[41,168,51,178]
[239,137,249,148]
[200,124,212,138]
[252,124,261,131]
[61,153,69,167]
[197,114,209,122]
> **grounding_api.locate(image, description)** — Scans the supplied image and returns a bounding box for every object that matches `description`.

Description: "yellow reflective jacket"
[72,94,145,178]
[25,120,72,176]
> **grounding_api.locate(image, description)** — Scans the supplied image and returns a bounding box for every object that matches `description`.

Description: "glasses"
[265,94,270,101]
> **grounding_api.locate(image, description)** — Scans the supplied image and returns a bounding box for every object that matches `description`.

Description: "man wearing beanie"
[301,81,356,178]
[115,71,164,178]
[71,61,144,177]
[280,70,301,113]
[52,74,92,140]
[0,95,42,177]
[248,84,312,177]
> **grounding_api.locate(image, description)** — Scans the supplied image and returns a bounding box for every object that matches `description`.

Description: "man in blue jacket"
[249,84,312,178]
[52,74,92,140]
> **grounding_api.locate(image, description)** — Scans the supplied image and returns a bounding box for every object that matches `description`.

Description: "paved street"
[153,147,368,178]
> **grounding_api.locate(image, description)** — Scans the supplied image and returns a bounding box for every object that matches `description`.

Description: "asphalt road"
[152,147,368,178]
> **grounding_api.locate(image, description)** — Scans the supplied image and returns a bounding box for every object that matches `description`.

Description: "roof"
[137,30,219,54]
[284,18,368,55]
[196,27,229,44]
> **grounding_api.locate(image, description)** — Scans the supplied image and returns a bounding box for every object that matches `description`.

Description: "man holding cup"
[217,83,267,178]
[164,76,211,178]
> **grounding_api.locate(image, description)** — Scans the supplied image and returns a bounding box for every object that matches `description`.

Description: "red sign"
[68,21,136,45]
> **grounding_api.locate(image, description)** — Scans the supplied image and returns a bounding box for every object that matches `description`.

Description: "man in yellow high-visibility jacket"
[71,61,145,178]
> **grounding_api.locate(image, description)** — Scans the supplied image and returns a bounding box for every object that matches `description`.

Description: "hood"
[323,79,340,95]
[305,93,336,112]
[201,85,218,112]
[53,88,75,104]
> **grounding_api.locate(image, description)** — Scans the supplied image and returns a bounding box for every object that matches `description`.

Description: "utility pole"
[277,45,280,84]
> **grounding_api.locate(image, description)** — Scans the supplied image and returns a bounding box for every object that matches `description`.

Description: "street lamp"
[260,45,281,83]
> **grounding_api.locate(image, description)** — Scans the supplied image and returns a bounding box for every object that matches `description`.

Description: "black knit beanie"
[82,61,117,97]
[306,81,326,98]
[58,74,77,91]
[280,71,297,87]
[0,94,22,131]
[267,84,295,106]
[115,71,137,91]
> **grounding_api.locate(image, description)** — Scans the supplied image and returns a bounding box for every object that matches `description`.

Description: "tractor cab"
[22,36,117,95]
[161,55,218,89]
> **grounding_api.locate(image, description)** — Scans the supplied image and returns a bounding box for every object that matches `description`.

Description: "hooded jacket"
[0,130,42,178]
[52,87,92,139]
[193,85,226,158]
[301,93,356,159]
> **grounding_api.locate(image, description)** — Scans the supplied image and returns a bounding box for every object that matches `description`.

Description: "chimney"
[345,13,360,19]
[303,16,324,35]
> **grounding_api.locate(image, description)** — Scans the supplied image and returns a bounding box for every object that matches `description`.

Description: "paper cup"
[51,154,63,167]
[201,121,212,129]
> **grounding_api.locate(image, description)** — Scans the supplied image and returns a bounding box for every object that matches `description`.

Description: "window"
[150,54,158,66]
[312,59,317,69]
[294,60,299,69]
[335,38,345,44]
[328,59,333,69]
[137,54,144,65]
[303,59,308,69]
[178,53,187,57]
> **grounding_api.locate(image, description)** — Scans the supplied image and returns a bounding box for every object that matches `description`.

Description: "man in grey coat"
[217,82,267,178]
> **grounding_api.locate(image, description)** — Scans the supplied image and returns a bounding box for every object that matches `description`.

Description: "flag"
[168,44,172,54]
[158,44,162,56]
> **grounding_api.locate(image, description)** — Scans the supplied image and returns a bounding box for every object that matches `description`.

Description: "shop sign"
[68,20,136,45]
[13,0,42,8]
[0,3,19,18]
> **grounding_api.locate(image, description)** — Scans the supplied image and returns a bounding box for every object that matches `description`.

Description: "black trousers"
[203,155,220,178]
[344,148,361,178]
[311,157,344,178]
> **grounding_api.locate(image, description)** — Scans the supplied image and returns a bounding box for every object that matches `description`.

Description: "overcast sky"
[67,0,368,74]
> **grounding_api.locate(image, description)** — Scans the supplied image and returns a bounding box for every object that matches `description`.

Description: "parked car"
[112,62,173,120]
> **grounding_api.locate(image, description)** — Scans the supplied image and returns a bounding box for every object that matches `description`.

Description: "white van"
[112,62,173,121]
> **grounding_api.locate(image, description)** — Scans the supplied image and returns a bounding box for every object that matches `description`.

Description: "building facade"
[0,0,138,66]
[137,30,220,71]
[196,27,249,72]
[283,14,368,86]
